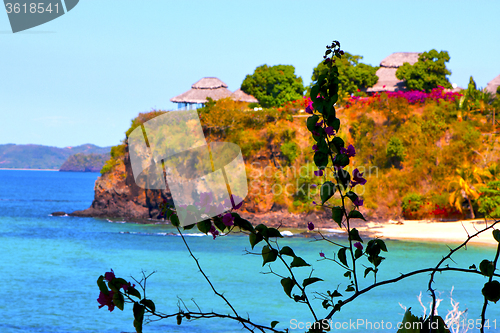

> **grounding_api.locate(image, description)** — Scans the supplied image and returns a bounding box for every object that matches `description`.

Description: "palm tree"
[447,165,483,219]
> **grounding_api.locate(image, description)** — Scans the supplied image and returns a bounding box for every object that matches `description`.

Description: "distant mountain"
[0,144,112,169]
[59,152,110,172]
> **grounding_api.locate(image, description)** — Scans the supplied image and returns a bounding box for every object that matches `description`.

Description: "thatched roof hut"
[231,88,259,103]
[170,77,233,108]
[171,77,259,109]
[367,52,420,93]
[486,74,500,95]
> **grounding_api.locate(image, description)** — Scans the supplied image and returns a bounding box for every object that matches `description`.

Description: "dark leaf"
[480,259,495,277]
[493,229,500,243]
[197,220,212,234]
[348,210,366,221]
[97,276,109,295]
[482,280,500,303]
[290,256,310,268]
[314,151,329,169]
[249,232,264,250]
[375,239,388,252]
[279,246,296,257]
[345,285,355,292]
[127,286,141,299]
[302,277,323,288]
[332,206,344,227]
[280,277,295,298]
[112,292,125,311]
[338,248,348,267]
[354,248,363,259]
[170,214,180,227]
[321,181,336,204]
[267,228,283,238]
[262,245,278,266]
[140,299,156,313]
[271,321,279,329]
[349,228,363,243]
[345,191,359,204]
[307,115,320,132]
[364,267,374,278]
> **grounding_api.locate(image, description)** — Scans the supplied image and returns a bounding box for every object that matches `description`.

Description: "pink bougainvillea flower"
[307,222,315,231]
[340,144,356,157]
[209,225,219,240]
[222,213,235,227]
[315,119,324,127]
[305,102,314,114]
[104,269,115,282]
[97,290,115,312]
[314,169,324,177]
[350,168,367,187]
[319,252,325,258]
[312,144,318,152]
[325,126,335,136]
[354,242,363,251]
[353,198,364,207]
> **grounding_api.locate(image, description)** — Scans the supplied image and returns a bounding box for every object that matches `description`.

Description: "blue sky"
[1,0,499,148]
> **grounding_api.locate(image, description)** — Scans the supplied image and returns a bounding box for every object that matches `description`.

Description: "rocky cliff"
[70,148,172,219]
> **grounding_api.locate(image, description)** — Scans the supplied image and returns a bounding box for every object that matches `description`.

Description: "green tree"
[386,136,405,169]
[241,64,305,108]
[396,49,452,92]
[310,51,378,96]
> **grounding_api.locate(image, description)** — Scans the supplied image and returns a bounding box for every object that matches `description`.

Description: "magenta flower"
[314,169,324,177]
[351,168,367,187]
[319,252,325,258]
[312,144,318,152]
[340,144,356,157]
[305,102,314,114]
[315,119,324,127]
[354,242,363,251]
[97,290,115,312]
[209,224,219,240]
[325,126,335,136]
[222,213,235,227]
[307,222,315,231]
[353,198,364,207]
[121,282,136,292]
[104,269,115,282]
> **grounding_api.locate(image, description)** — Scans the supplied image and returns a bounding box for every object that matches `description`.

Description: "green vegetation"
[60,153,110,172]
[0,143,111,169]
[310,51,379,96]
[241,64,305,107]
[396,49,452,92]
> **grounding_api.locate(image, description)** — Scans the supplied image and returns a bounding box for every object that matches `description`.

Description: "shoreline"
[358,219,499,246]
[0,168,59,171]
[90,212,499,246]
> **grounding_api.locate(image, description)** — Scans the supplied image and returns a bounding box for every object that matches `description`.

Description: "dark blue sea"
[0,170,498,332]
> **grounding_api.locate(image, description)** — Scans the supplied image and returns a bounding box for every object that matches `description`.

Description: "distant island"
[0,143,111,170]
[59,152,111,172]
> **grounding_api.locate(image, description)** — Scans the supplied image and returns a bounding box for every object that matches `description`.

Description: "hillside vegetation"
[102,89,500,220]
[0,143,111,169]
[59,153,110,172]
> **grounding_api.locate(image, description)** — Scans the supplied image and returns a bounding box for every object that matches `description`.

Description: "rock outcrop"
[70,149,172,220]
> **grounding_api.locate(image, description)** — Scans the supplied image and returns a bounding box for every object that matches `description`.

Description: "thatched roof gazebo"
[170,77,233,109]
[486,74,500,96]
[367,52,420,93]
[231,88,259,103]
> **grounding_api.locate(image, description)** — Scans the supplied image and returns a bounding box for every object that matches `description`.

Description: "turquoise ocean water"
[0,170,498,333]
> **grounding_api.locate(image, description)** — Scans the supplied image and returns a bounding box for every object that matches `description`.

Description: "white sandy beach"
[359,219,500,246]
